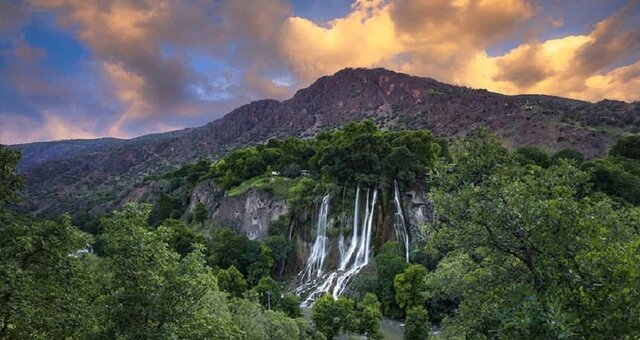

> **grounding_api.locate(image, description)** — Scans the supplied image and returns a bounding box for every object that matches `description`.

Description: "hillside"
[13,67,640,216]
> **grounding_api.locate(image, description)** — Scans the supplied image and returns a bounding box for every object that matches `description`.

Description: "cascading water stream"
[339,186,360,270]
[295,187,378,306]
[300,194,331,283]
[393,180,410,262]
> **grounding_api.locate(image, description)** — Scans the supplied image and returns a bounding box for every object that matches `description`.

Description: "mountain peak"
[14,69,640,216]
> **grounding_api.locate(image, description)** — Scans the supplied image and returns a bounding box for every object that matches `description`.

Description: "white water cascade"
[295,186,378,306]
[299,194,331,283]
[393,180,410,262]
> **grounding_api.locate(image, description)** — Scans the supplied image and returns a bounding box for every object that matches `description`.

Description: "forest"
[1,121,640,339]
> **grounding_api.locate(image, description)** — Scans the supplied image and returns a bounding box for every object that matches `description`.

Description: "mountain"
[14,138,123,172]
[12,67,640,216]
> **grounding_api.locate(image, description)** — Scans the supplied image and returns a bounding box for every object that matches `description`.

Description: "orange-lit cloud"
[281,0,400,83]
[2,0,639,144]
[26,0,640,107]
[280,0,535,85]
[278,0,639,102]
[0,112,98,144]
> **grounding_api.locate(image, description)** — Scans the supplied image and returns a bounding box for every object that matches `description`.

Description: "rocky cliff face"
[189,181,288,240]
[187,179,433,262]
[405,188,434,240]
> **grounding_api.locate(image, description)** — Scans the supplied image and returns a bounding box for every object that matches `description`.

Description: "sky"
[0,0,639,144]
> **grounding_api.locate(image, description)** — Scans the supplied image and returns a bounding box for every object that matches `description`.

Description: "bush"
[404,306,431,340]
[610,135,640,160]
[312,294,356,339]
[280,293,303,318]
[514,145,550,168]
[375,242,408,318]
[282,163,302,177]
[193,202,208,224]
[551,148,585,164]
[356,293,383,339]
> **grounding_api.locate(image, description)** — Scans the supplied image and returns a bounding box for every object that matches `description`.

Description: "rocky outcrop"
[189,181,288,240]
[406,187,434,242]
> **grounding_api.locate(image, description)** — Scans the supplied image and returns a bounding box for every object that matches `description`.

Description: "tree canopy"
[423,131,640,338]
[0,145,23,209]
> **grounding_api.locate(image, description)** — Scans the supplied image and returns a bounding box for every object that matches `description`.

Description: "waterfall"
[339,186,360,271]
[393,180,410,262]
[295,187,378,306]
[300,194,331,282]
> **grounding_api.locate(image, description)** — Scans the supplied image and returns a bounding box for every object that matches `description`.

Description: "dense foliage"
[609,135,640,160]
[0,146,23,209]
[374,242,408,318]
[422,130,640,338]
[3,124,640,339]
[404,306,430,340]
[311,293,383,339]
[203,120,441,191]
[0,203,313,339]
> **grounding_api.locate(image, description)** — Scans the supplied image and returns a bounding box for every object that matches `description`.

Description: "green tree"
[208,227,272,280]
[264,310,301,340]
[193,202,208,224]
[394,264,429,311]
[0,145,23,208]
[312,294,356,339]
[426,133,640,338]
[227,296,314,340]
[590,158,640,205]
[208,227,248,270]
[514,145,550,168]
[610,135,640,160]
[280,293,303,318]
[160,218,206,256]
[157,193,174,222]
[551,148,584,164]
[288,177,319,210]
[100,204,234,339]
[255,276,281,310]
[216,265,247,298]
[356,293,383,339]
[375,241,408,318]
[423,252,468,323]
[228,297,269,339]
[404,306,430,340]
[248,243,275,285]
[265,235,293,277]
[0,216,100,338]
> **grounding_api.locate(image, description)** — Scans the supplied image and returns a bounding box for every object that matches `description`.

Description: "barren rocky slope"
[13,67,640,216]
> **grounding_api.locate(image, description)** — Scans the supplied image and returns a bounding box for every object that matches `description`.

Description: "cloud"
[493,42,554,87]
[0,1,31,35]
[0,112,98,144]
[573,3,640,76]
[549,16,564,28]
[279,0,536,85]
[243,66,292,100]
[2,0,640,144]
[24,0,296,115]
[219,0,290,44]
[483,3,640,101]
[389,0,534,47]
[29,0,214,119]
[278,0,639,102]
[280,0,400,83]
[217,0,296,99]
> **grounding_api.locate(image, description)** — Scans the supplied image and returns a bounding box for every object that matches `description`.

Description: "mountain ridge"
[12,67,640,216]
